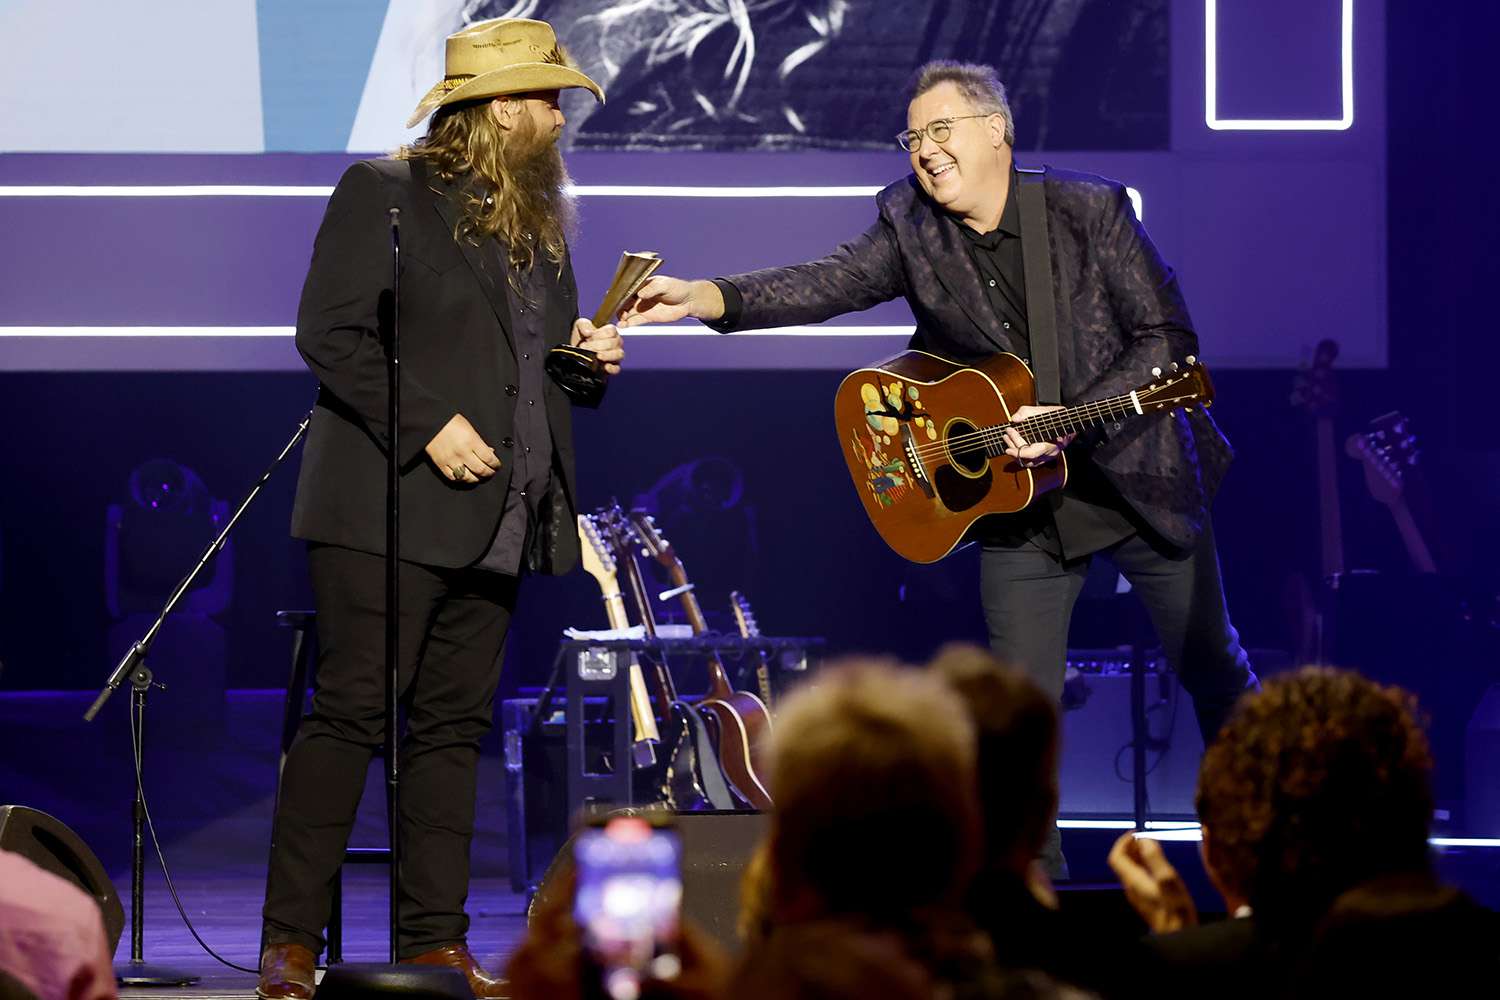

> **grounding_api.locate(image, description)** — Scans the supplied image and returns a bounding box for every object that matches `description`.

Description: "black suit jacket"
[721,166,1233,551]
[290,158,592,573]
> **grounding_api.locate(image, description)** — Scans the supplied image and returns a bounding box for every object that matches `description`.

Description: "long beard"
[505,123,575,263]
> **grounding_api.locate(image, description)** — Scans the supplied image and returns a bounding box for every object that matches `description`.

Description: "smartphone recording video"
[574,814,683,1000]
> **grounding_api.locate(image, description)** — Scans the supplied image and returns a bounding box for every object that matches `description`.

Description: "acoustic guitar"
[834,350,1215,563]
[629,510,774,810]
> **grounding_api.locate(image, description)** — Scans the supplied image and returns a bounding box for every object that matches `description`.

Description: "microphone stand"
[83,410,313,986]
[384,207,402,963]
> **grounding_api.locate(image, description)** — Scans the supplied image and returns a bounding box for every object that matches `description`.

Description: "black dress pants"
[262,544,519,959]
[981,518,1256,878]
[980,517,1258,743]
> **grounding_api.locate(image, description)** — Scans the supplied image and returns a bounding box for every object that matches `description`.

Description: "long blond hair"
[397,99,573,277]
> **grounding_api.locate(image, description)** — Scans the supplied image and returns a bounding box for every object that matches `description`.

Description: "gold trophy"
[545,251,662,403]
[591,250,664,327]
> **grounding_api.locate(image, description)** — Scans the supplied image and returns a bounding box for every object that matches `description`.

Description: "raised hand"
[618,276,723,326]
[570,318,625,375]
[1107,832,1199,934]
[425,413,502,484]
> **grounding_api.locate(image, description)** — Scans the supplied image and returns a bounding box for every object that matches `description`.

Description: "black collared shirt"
[956,181,1029,356]
[476,247,555,575]
[946,174,1140,561]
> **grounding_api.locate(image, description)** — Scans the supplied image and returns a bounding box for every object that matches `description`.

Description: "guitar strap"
[1016,167,1062,405]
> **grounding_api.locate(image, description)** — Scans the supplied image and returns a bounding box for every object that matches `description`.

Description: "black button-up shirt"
[476,250,555,575]
[949,175,1139,561]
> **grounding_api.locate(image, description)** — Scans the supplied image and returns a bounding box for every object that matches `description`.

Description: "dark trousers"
[980,517,1257,742]
[262,544,519,959]
[981,519,1257,875]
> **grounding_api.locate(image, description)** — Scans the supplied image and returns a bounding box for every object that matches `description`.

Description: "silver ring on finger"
[451,465,466,480]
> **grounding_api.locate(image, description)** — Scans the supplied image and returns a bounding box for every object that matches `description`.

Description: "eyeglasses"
[895,114,991,152]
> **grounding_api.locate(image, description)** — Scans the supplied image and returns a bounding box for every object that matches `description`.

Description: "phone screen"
[573,815,683,1000]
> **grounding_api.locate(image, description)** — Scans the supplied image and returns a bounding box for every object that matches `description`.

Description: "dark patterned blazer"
[719,165,1233,551]
[290,158,592,573]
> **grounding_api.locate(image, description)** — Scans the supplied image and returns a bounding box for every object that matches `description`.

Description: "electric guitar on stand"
[1347,412,1438,575]
[1288,339,1344,663]
[577,514,661,766]
[594,504,737,811]
[834,350,1215,563]
[730,591,775,710]
[629,510,774,810]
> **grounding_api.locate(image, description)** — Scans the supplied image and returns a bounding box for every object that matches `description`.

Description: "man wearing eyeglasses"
[621,60,1256,875]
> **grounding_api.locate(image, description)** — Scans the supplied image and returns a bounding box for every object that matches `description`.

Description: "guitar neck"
[731,592,774,709]
[1387,497,1438,574]
[1316,416,1345,581]
[597,582,632,631]
[670,572,735,700]
[992,392,1141,451]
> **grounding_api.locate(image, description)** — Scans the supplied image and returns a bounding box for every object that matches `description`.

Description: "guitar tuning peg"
[1186,355,1197,364]
[1152,366,1162,377]
[1183,406,1193,413]
[1170,361,1180,372]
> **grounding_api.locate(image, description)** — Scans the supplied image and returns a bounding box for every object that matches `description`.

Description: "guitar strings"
[900,394,1135,461]
[898,389,1199,465]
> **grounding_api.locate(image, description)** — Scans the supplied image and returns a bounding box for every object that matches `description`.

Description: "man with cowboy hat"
[259,17,618,999]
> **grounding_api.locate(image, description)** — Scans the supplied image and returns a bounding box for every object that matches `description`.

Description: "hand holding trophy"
[545,251,662,404]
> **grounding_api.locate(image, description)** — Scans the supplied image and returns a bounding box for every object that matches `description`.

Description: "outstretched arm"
[619,216,906,331]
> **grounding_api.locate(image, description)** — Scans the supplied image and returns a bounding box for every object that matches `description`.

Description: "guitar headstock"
[593,502,641,561]
[1133,357,1216,413]
[577,513,617,588]
[627,509,682,572]
[1291,338,1340,417]
[1347,411,1419,507]
[730,590,761,639]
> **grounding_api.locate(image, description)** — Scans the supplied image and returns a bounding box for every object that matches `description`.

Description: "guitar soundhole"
[944,419,988,477]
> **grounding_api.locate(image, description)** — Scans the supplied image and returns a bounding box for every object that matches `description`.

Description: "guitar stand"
[533,637,823,820]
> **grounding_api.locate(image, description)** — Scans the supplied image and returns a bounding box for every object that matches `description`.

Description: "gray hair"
[909,60,1015,147]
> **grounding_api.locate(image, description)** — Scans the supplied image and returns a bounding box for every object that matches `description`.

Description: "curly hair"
[1196,667,1433,933]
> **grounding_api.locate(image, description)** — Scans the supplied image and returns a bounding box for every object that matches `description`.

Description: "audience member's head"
[928,644,1059,877]
[1195,666,1433,934]
[766,657,981,925]
[725,921,934,1000]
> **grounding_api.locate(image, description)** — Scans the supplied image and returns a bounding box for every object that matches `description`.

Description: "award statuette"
[545,251,663,404]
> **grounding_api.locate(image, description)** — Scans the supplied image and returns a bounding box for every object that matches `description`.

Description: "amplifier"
[1056,666,1204,818]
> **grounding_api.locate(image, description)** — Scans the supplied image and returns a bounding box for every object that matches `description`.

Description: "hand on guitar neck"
[1003,404,1075,469]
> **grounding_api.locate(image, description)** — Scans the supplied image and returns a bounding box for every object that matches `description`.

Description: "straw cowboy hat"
[406,18,604,129]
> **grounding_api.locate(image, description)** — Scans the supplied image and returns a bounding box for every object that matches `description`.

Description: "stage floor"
[113,869,526,999]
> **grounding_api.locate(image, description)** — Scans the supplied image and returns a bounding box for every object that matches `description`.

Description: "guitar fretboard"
[977,392,1140,455]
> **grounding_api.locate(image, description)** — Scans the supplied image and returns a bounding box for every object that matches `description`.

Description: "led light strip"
[0,325,913,339]
[1206,0,1354,131]
[0,185,879,198]
[0,184,1143,219]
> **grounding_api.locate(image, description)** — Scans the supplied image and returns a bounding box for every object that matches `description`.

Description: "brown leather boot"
[400,943,509,999]
[257,942,317,1000]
